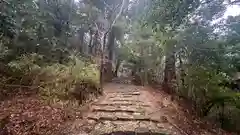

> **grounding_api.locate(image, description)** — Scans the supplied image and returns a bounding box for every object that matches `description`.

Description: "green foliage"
[146,0,200,30]
[0,0,129,107]
[181,65,240,131]
[121,0,240,133]
[6,54,101,103]
[0,0,94,62]
[118,22,164,85]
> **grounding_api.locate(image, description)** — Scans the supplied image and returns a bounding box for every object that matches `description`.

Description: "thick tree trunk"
[82,37,88,55]
[89,30,93,54]
[78,28,85,53]
[92,31,99,55]
[178,54,185,87]
[163,52,176,93]
[143,67,148,86]
[101,29,116,82]
[107,29,115,61]
[114,59,121,77]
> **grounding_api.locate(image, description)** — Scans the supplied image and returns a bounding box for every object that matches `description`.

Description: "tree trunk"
[92,31,99,55]
[100,29,116,81]
[178,53,185,87]
[114,59,121,77]
[89,30,93,55]
[220,102,225,128]
[78,28,85,53]
[107,29,115,61]
[163,51,176,93]
[143,67,148,86]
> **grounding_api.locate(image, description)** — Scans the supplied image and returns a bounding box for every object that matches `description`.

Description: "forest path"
[68,79,230,135]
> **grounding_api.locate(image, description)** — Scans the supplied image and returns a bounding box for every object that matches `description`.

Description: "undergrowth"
[178,66,240,132]
[1,53,101,104]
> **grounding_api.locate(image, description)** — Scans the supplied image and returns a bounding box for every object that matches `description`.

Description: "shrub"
[4,53,101,104]
[181,65,240,132]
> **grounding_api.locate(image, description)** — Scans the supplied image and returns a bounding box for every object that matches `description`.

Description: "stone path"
[66,79,232,135]
[76,83,180,135]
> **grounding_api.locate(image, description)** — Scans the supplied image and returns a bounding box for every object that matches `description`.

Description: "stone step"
[87,112,159,123]
[92,108,139,113]
[88,115,160,123]
[107,91,141,95]
[108,94,138,97]
[101,100,146,105]
[106,91,140,94]
[92,105,146,112]
[110,99,143,103]
[108,95,135,99]
[89,120,177,135]
[121,93,141,96]
[92,108,145,114]
[92,103,151,107]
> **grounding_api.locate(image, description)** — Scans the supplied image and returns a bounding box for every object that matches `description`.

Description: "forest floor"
[66,78,233,135]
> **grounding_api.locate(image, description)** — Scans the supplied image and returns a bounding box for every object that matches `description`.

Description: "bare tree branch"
[111,0,126,27]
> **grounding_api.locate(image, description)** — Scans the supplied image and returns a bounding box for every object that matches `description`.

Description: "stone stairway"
[78,83,180,135]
